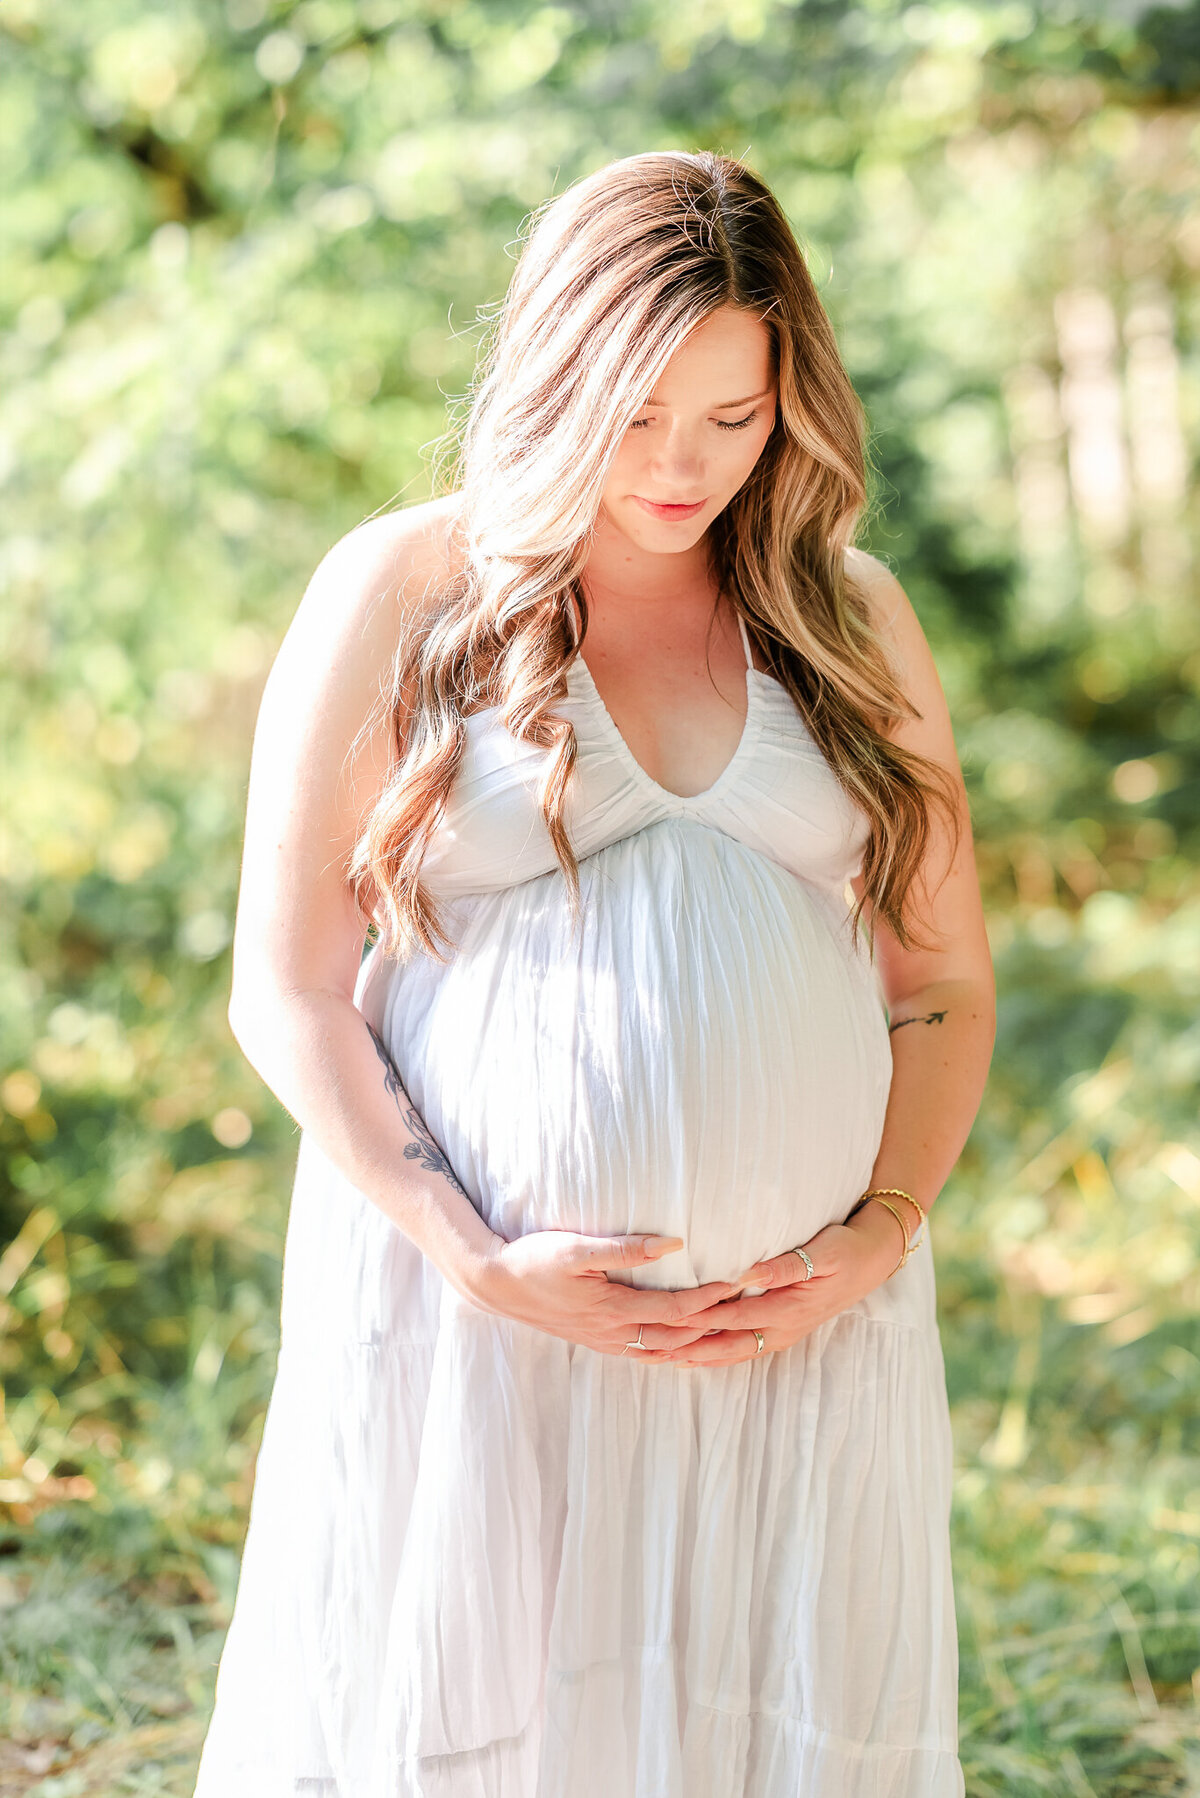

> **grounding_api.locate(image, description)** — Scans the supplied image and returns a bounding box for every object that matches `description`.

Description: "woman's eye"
[628,409,760,433]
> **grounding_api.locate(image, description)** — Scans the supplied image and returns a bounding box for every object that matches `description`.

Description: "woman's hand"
[467,1227,743,1357]
[627,1201,909,1368]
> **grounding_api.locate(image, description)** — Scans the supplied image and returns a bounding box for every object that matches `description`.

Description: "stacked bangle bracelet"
[848,1187,928,1278]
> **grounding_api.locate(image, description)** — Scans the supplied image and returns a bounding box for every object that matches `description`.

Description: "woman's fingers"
[577,1232,685,1271]
[609,1278,739,1323]
[682,1295,754,1332]
[630,1317,727,1352]
[686,1283,810,1331]
[658,1328,767,1365]
[732,1246,819,1291]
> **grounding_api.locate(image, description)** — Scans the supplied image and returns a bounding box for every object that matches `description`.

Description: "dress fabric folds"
[193,614,965,1797]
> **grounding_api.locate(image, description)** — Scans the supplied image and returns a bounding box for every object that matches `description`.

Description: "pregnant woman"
[194,151,995,1798]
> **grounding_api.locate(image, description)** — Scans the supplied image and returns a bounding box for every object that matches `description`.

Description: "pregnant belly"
[383,820,893,1291]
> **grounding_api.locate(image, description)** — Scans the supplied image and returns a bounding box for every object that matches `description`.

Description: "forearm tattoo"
[367,1021,405,1103]
[888,1009,948,1034]
[366,1022,467,1196]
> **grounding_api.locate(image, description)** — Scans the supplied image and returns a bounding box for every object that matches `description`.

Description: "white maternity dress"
[194,612,964,1798]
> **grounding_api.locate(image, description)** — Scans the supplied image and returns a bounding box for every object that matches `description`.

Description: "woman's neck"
[581,508,718,619]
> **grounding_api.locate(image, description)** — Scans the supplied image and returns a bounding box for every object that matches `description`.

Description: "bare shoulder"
[844,545,936,688]
[844,545,919,657]
[263,491,466,726]
[228,494,465,1010]
[296,492,464,644]
[257,488,467,802]
[842,545,957,760]
[253,492,464,863]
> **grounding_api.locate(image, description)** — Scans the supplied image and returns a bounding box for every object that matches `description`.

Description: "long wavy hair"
[348,150,960,964]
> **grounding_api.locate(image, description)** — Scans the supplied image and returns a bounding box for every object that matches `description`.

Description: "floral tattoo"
[366,1023,467,1196]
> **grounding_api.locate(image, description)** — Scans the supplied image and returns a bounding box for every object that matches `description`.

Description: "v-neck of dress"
[567,611,767,807]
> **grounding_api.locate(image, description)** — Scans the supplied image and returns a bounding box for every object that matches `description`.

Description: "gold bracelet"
[894,1191,927,1250]
[858,1187,926,1256]
[860,1196,910,1278]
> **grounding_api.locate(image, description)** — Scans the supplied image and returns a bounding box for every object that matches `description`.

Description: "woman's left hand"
[632,1202,908,1367]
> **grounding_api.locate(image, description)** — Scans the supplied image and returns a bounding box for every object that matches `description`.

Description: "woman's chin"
[615,510,712,553]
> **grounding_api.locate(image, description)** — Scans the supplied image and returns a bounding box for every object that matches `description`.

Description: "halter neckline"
[735,608,754,671]
[566,609,764,808]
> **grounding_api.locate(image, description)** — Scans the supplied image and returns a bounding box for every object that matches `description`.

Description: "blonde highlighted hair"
[349,150,959,962]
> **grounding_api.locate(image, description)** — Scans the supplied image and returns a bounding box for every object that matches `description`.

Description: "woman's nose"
[648,424,703,486]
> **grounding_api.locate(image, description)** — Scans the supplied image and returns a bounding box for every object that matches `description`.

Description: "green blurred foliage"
[1,0,1198,1790]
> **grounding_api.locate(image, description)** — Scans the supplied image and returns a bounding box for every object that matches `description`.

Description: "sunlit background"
[1,2,1198,1792]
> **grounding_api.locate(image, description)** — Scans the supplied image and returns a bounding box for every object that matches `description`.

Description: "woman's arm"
[228,505,735,1342]
[226,502,503,1296]
[841,550,997,1252]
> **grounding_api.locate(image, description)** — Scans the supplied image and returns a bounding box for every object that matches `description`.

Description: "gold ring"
[753,1329,765,1354]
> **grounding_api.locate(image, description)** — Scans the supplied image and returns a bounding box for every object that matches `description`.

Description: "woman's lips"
[633,496,707,520]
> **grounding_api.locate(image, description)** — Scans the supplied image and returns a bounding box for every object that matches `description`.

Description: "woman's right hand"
[466,1227,741,1357]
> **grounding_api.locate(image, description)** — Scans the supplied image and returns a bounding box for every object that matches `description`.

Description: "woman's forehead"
[643,310,776,405]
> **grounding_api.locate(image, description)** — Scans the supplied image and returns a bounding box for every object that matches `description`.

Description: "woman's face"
[597,303,778,556]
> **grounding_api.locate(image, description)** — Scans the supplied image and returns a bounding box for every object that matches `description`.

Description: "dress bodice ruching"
[416,625,870,907]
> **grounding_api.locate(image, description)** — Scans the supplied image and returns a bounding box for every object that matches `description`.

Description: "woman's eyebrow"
[713,386,775,408]
[641,386,775,409]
